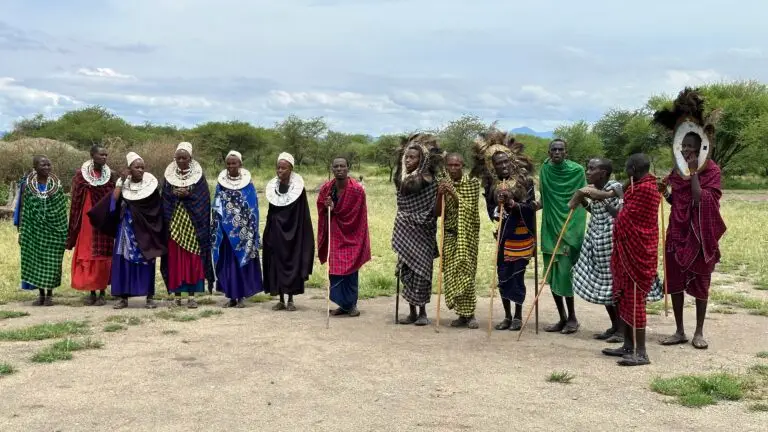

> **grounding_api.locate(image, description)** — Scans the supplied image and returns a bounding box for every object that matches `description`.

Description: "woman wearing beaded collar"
[161,142,213,308]
[13,155,68,306]
[66,145,116,306]
[262,152,315,311]
[212,150,264,307]
[89,152,167,309]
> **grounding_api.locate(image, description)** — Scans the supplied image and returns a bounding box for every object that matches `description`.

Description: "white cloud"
[88,92,214,109]
[76,68,135,80]
[727,47,764,59]
[664,70,724,91]
[519,85,562,105]
[0,77,80,106]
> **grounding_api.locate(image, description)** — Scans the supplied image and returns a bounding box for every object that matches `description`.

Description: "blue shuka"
[211,181,263,300]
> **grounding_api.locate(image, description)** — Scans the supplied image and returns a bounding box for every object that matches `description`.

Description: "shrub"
[0,138,88,194]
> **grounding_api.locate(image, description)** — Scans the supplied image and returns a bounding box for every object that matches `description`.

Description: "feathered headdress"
[653,87,722,177]
[393,132,445,192]
[470,122,534,198]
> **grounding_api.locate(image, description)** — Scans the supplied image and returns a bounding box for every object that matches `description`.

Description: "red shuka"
[612,174,660,328]
[316,178,371,276]
[666,160,727,274]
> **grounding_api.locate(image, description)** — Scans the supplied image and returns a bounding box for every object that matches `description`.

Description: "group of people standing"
[13,88,727,368]
[391,89,726,367]
[14,142,370,317]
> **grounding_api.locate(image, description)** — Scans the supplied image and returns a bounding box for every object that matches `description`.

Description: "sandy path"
[1,286,767,432]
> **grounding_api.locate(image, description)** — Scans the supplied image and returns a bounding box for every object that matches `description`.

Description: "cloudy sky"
[1,0,767,135]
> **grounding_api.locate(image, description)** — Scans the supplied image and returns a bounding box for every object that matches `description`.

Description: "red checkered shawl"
[316,178,371,275]
[66,169,116,256]
[666,160,727,273]
[611,174,660,292]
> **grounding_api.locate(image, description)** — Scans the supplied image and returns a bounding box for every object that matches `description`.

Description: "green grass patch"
[30,338,104,363]
[749,403,768,412]
[155,310,198,322]
[161,329,179,335]
[103,324,126,333]
[248,294,272,303]
[199,309,223,318]
[0,363,16,377]
[646,302,665,316]
[710,306,738,315]
[0,310,30,320]
[651,373,746,408]
[710,291,768,316]
[0,321,89,341]
[547,371,575,384]
[104,315,143,325]
[194,297,217,305]
[757,351,768,359]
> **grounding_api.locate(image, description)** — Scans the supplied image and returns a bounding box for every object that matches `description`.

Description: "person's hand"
[657,178,668,194]
[495,189,509,204]
[686,154,699,172]
[174,187,190,198]
[119,168,129,182]
[568,196,581,210]
[324,196,334,210]
[534,200,542,211]
[437,182,448,196]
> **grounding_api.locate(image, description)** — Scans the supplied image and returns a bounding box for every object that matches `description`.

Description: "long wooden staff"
[487,203,505,338]
[395,269,401,324]
[325,208,332,329]
[518,208,575,340]
[533,209,539,334]
[660,197,669,317]
[435,198,446,333]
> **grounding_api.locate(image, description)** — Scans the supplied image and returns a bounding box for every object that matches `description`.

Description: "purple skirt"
[110,255,156,298]
[215,238,263,300]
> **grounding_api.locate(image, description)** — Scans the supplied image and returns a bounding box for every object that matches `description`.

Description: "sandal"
[692,335,709,350]
[113,298,128,309]
[602,346,634,357]
[508,318,522,331]
[467,317,479,329]
[286,301,296,312]
[495,318,512,330]
[398,314,417,325]
[94,297,106,307]
[348,307,360,317]
[236,299,246,308]
[272,301,286,311]
[593,328,616,340]
[414,315,429,326]
[450,317,469,328]
[660,333,689,346]
[544,321,566,332]
[330,308,347,316]
[145,299,157,309]
[618,353,651,367]
[561,321,580,334]
[605,334,624,344]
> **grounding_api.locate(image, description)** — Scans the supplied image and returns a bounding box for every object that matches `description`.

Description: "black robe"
[262,189,315,296]
[88,191,168,261]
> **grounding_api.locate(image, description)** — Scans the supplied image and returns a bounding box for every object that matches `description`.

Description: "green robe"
[539,159,587,297]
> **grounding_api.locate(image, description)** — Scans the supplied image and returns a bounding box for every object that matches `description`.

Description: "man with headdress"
[471,128,536,331]
[13,155,68,306]
[262,152,315,311]
[438,153,480,328]
[66,144,116,306]
[212,150,264,308]
[88,152,167,309]
[539,138,587,334]
[655,88,727,350]
[392,133,441,326]
[317,156,371,317]
[161,142,214,308]
[602,153,660,366]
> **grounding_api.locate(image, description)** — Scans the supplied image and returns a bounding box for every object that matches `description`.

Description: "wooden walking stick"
[395,268,401,324]
[487,203,505,338]
[325,208,332,329]
[435,198,446,333]
[517,208,575,340]
[660,197,669,317]
[533,210,539,334]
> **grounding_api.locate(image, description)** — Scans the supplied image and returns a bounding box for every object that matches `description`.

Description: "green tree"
[437,114,487,162]
[274,115,327,166]
[373,134,401,181]
[553,121,603,166]
[190,121,274,167]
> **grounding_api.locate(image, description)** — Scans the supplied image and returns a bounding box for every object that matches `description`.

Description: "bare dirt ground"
[1,281,767,432]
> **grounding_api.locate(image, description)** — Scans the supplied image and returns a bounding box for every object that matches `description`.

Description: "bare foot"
[692,334,709,350]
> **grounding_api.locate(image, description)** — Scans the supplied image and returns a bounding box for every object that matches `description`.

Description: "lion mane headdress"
[393,132,445,193]
[652,87,722,179]
[470,122,533,201]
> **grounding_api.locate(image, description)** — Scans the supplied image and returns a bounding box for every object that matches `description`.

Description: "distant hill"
[511,127,553,139]
[0,131,7,139]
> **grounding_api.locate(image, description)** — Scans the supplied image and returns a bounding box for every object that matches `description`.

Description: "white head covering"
[126,152,142,167]
[277,152,295,167]
[226,150,242,162]
[176,141,193,156]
